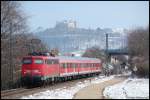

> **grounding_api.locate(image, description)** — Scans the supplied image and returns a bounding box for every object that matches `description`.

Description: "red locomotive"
[21,52,102,85]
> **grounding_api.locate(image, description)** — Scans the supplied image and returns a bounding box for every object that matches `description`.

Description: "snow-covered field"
[21,75,114,99]
[20,72,149,99]
[103,78,149,99]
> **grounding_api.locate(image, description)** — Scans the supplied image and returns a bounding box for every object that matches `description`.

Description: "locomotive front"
[21,56,45,85]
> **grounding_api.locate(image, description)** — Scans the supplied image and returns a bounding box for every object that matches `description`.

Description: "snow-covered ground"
[103,78,149,99]
[21,75,114,99]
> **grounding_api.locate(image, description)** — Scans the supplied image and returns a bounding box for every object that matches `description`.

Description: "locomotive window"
[50,59,58,64]
[34,59,43,64]
[22,59,32,64]
[51,60,55,64]
[45,59,51,64]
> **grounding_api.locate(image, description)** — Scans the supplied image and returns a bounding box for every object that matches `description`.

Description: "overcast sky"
[22,1,149,31]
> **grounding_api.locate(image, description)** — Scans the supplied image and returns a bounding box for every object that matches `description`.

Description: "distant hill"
[34,21,127,54]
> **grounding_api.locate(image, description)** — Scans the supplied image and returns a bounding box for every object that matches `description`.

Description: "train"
[21,52,102,86]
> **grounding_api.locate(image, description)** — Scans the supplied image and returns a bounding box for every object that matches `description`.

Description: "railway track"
[1,87,41,98]
[1,88,27,97]
[1,75,102,99]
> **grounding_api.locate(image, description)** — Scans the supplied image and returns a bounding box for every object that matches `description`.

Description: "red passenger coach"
[59,56,102,77]
[21,54,102,85]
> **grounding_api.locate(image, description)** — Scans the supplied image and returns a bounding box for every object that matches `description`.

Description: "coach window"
[89,63,91,67]
[80,63,82,68]
[86,63,88,67]
[71,63,74,68]
[64,63,67,68]
[83,63,85,67]
[82,63,84,67]
[71,63,73,68]
[80,63,82,67]
[96,63,99,67]
[69,63,71,68]
[63,63,66,68]
[62,63,65,68]
[73,63,75,68]
[73,63,76,68]
[75,63,78,68]
[60,63,63,67]
[95,63,97,67]
[82,63,84,68]
[87,63,88,67]
[78,63,80,67]
[68,63,70,68]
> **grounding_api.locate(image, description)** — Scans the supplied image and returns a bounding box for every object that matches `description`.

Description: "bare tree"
[1,1,28,90]
[1,1,28,38]
[127,26,149,77]
[1,1,48,90]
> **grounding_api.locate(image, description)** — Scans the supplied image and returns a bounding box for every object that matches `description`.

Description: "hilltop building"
[55,20,77,31]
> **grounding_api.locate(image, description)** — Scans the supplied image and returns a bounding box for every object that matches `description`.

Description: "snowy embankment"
[103,78,149,99]
[21,75,114,99]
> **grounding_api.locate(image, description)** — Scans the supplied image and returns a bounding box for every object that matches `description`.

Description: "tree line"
[1,1,48,90]
[127,26,149,77]
[82,26,149,77]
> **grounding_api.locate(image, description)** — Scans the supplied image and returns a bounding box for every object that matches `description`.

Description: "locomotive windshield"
[22,58,44,64]
[34,59,43,64]
[22,59,32,64]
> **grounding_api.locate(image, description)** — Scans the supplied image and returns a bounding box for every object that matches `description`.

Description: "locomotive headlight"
[33,69,41,73]
[24,70,31,74]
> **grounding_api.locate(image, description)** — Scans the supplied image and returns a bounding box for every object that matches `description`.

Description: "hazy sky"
[22,1,149,31]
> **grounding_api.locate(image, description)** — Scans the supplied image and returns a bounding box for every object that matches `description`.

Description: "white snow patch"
[21,75,114,99]
[103,78,149,99]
